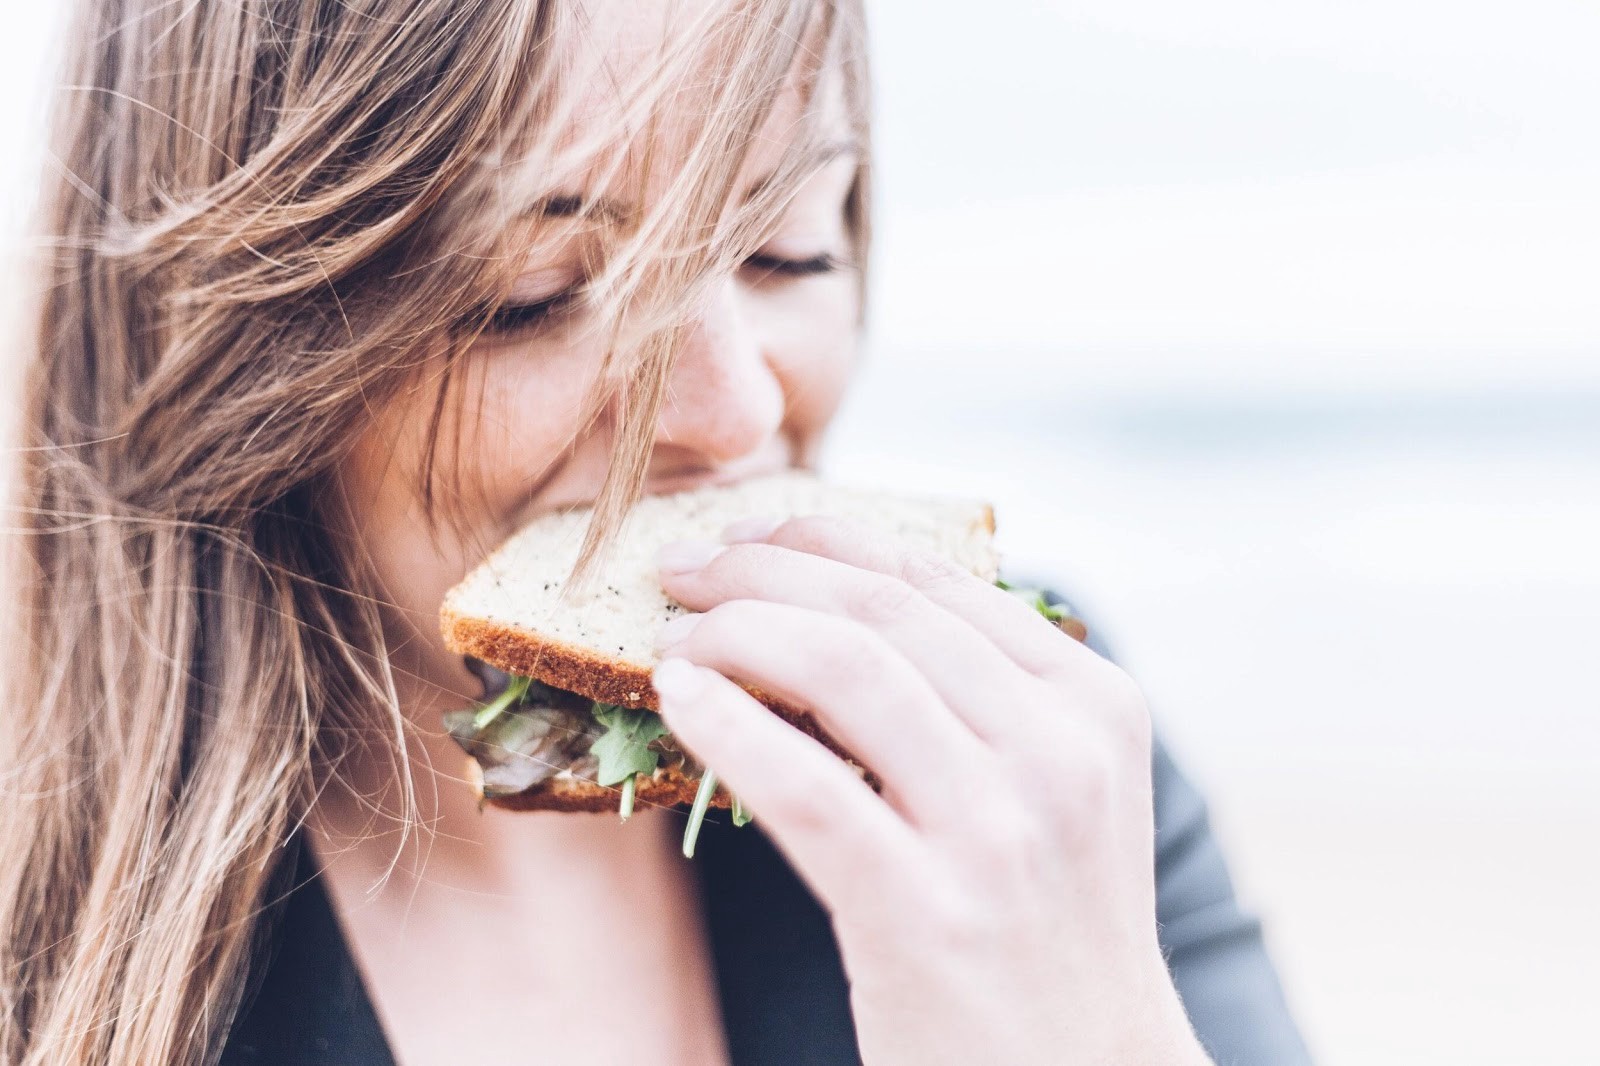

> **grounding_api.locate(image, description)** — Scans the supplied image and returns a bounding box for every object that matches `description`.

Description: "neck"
[301,676,731,1066]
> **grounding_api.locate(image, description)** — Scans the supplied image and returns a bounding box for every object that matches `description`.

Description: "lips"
[532,453,798,515]
[464,656,514,701]
[642,462,785,497]
[640,438,798,497]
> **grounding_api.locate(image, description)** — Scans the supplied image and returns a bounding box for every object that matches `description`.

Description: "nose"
[652,277,783,464]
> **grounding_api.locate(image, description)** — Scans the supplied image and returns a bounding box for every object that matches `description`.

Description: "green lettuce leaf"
[590,703,668,787]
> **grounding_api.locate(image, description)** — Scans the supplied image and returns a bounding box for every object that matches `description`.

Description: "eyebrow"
[524,139,860,223]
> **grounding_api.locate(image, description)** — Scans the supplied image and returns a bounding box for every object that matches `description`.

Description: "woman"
[1,1,1310,1064]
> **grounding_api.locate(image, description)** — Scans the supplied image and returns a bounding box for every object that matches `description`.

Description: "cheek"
[335,404,480,698]
[448,332,603,519]
[333,335,604,696]
[764,274,860,433]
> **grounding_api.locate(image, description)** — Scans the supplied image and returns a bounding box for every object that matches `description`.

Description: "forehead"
[556,0,849,206]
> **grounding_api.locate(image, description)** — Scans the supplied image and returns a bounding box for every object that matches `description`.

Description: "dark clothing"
[223,606,1312,1065]
[221,740,1310,1066]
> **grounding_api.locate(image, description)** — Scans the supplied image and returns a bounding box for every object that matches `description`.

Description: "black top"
[222,616,1313,1065]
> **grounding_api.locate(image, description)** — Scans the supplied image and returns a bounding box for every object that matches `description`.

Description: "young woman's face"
[337,8,860,704]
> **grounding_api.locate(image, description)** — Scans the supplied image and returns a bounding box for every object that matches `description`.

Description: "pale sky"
[865,0,1600,392]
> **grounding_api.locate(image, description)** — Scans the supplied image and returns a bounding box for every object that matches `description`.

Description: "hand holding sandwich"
[652,514,1213,1066]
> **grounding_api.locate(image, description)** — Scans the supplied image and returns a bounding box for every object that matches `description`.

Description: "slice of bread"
[440,470,999,812]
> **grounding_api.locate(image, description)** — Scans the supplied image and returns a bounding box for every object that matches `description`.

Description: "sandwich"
[439,470,1082,856]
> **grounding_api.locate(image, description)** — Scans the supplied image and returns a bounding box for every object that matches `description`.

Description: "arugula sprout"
[472,674,531,731]
[1040,599,1076,623]
[682,770,719,858]
[618,776,638,821]
[590,703,668,822]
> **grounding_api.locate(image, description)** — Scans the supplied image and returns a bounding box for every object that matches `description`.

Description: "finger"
[656,597,992,821]
[661,539,1045,744]
[652,657,926,910]
[734,513,1098,683]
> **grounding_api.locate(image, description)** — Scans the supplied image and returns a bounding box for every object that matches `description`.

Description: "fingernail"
[652,657,705,704]
[720,515,783,544]
[657,539,724,575]
[654,611,702,651]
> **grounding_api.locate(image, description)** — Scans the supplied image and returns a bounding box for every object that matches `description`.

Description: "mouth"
[641,461,790,498]
[499,439,802,555]
[464,655,514,702]
[530,452,799,519]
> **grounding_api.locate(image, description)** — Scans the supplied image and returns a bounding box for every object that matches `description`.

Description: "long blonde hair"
[0,2,869,1062]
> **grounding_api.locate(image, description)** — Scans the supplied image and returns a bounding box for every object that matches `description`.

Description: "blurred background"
[830,3,1599,1064]
[3,3,1596,1063]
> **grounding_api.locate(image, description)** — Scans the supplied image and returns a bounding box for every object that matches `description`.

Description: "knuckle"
[1097,660,1145,708]
[711,541,769,579]
[774,513,848,553]
[826,621,894,682]
[847,574,922,627]
[897,548,965,593]
[708,543,792,597]
[1094,664,1153,752]
[1035,632,1097,684]
[694,598,761,648]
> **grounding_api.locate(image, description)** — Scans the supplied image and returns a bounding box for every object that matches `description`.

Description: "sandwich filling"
[444,583,1079,857]
[442,669,746,856]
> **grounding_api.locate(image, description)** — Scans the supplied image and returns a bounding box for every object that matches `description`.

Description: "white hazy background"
[838,4,1600,1064]
[4,4,1597,1064]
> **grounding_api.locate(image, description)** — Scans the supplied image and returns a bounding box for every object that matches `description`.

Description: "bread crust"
[444,605,679,709]
[439,501,997,710]
[467,758,734,813]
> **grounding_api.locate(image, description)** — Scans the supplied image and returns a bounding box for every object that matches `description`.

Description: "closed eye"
[481,289,581,337]
[742,251,845,278]
[475,253,839,338]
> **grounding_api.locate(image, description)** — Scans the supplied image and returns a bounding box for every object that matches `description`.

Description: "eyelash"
[479,253,844,338]
[742,251,844,278]
[483,290,578,336]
